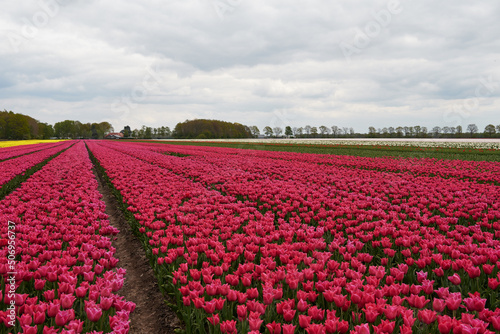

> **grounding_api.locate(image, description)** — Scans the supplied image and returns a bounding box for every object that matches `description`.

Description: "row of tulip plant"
[88,140,500,334]
[0,141,134,334]
[0,142,67,162]
[0,141,73,188]
[136,142,500,184]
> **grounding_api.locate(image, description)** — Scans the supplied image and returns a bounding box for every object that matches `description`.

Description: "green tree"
[484,124,496,137]
[91,124,98,139]
[7,114,31,139]
[285,126,293,137]
[123,125,131,137]
[38,123,55,139]
[310,127,318,137]
[264,126,273,137]
[467,124,478,137]
[145,127,153,139]
[0,116,6,138]
[173,119,251,139]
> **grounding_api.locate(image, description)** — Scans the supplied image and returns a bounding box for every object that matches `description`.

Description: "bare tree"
[395,126,403,137]
[421,127,428,137]
[273,126,283,137]
[331,125,339,137]
[432,126,441,138]
[319,125,330,136]
[250,125,260,137]
[414,125,422,137]
[304,125,312,136]
[403,126,410,137]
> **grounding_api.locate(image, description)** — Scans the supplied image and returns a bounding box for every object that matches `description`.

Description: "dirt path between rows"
[93,168,182,334]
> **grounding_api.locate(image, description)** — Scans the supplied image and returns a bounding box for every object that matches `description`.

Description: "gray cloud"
[1,0,499,132]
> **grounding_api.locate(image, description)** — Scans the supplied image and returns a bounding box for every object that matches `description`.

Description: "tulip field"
[1,140,500,333]
[1,142,134,333]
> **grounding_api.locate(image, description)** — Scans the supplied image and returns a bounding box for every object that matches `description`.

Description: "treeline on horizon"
[0,110,113,140]
[2,111,500,140]
[125,121,500,139]
[0,110,54,140]
[172,119,251,139]
[259,123,500,139]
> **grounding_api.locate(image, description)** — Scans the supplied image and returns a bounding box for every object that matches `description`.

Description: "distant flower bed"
[0,140,67,148]
[163,138,500,150]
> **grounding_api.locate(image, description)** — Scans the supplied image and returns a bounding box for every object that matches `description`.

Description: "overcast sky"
[1,0,499,133]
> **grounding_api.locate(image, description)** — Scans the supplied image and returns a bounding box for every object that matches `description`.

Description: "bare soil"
[93,168,182,334]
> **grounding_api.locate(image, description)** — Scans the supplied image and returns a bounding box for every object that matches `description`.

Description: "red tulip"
[463,292,486,312]
[237,304,247,320]
[418,309,437,325]
[21,325,38,334]
[55,309,74,327]
[352,323,370,334]
[220,320,237,334]
[445,293,462,311]
[266,321,282,334]
[207,314,220,326]
[60,293,76,309]
[33,311,45,325]
[282,324,296,334]
[299,315,312,328]
[306,324,325,334]
[283,307,296,322]
[448,273,461,285]
[248,315,263,331]
[86,306,102,322]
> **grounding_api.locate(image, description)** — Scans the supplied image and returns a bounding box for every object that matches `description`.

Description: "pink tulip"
[86,306,102,322]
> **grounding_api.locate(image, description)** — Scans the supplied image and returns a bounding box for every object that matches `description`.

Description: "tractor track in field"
[92,167,182,334]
